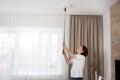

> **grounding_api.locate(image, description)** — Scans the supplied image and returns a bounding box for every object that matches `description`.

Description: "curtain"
[0,27,68,80]
[69,15,104,80]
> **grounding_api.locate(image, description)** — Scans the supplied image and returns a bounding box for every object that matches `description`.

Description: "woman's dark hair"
[81,45,88,57]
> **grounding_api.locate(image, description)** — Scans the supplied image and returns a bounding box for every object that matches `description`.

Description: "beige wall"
[110,1,120,80]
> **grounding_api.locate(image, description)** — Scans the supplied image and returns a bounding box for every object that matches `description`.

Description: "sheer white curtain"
[0,27,68,80]
[0,28,15,80]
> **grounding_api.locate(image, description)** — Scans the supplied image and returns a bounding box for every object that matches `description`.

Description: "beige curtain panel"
[69,15,104,80]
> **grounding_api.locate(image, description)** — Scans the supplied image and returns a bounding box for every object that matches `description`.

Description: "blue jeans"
[71,77,83,80]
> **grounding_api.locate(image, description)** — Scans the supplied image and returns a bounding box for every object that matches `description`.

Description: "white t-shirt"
[70,55,85,78]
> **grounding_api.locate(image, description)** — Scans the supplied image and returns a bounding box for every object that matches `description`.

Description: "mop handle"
[63,8,67,55]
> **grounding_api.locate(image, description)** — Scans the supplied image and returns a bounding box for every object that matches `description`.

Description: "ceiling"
[0,0,118,15]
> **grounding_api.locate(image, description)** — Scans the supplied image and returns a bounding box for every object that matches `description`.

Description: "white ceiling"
[0,0,118,15]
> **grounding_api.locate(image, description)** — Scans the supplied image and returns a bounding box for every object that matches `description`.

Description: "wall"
[110,1,120,80]
[0,14,63,27]
[103,11,111,80]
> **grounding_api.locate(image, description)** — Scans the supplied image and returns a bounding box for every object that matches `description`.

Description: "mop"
[61,3,69,55]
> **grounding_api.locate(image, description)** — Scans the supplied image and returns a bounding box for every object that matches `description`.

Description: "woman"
[62,42,88,80]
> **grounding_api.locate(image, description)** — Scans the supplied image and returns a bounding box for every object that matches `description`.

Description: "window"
[0,14,68,80]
